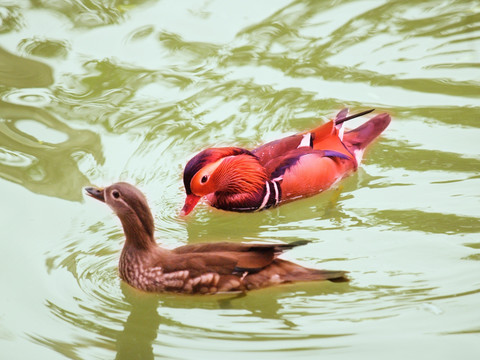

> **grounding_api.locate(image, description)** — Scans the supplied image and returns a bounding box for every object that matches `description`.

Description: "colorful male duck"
[181,109,390,215]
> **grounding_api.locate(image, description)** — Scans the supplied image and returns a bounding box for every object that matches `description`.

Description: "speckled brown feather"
[86,183,348,294]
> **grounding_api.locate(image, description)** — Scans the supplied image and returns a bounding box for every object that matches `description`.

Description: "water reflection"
[33,269,353,358]
[367,209,480,234]
[117,281,353,358]
[373,143,480,174]
[1,0,479,357]
[0,101,104,200]
[181,179,368,243]
[116,286,161,360]
[0,47,53,88]
[30,275,459,359]
[18,37,70,59]
[30,0,154,28]
[224,0,480,99]
[0,5,21,33]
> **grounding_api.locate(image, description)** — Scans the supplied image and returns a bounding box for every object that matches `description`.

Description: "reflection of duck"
[181,109,390,215]
[86,182,348,294]
[116,284,161,360]
[114,280,352,360]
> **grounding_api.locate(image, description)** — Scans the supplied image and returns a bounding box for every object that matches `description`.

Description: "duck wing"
[173,240,308,255]
[252,109,370,166]
[252,134,308,166]
[167,240,310,276]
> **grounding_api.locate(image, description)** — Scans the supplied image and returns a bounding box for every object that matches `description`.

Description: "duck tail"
[287,268,349,283]
[342,112,391,163]
[277,260,349,283]
[310,269,350,283]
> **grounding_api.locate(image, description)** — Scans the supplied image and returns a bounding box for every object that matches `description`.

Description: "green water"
[1,0,479,359]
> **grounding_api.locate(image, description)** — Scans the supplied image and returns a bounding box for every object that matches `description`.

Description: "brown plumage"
[85,182,348,294]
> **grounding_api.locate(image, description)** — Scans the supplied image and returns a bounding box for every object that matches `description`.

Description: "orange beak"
[180,194,201,216]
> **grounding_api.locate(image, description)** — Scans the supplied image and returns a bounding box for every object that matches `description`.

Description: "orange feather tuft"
[215,155,268,194]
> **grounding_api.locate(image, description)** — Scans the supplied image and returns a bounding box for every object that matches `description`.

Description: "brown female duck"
[85,182,348,294]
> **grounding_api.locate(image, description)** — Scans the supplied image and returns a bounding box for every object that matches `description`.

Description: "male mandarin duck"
[181,108,391,215]
[85,182,348,294]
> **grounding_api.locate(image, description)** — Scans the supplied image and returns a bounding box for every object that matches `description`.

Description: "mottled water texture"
[0,0,479,359]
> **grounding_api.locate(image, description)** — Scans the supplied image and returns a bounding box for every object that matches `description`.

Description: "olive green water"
[1,0,479,359]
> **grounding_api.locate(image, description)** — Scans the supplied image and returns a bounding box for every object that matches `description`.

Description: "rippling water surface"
[1,0,479,359]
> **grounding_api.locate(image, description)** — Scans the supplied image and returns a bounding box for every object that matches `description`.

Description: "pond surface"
[1,0,479,359]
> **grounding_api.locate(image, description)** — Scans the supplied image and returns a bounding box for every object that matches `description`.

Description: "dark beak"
[85,186,105,202]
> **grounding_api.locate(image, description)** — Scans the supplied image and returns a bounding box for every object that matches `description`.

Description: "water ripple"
[2,0,480,358]
[0,47,53,88]
[0,101,104,200]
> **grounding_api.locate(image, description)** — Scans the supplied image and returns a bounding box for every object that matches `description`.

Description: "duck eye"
[112,190,120,199]
[201,175,208,184]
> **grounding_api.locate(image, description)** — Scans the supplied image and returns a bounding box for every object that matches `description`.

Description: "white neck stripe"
[272,181,279,205]
[257,181,270,211]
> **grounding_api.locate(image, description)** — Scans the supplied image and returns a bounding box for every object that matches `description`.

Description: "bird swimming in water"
[86,182,348,294]
[181,108,390,215]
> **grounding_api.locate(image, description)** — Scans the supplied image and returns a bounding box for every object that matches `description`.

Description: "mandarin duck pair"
[86,109,390,294]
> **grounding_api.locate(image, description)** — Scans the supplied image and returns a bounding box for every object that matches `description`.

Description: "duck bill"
[180,194,201,216]
[85,186,105,202]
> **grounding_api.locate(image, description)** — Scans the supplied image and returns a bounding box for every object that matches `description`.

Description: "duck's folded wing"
[168,240,310,276]
[172,240,308,255]
[252,134,307,165]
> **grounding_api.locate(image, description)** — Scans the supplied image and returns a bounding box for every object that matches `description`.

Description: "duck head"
[181,147,267,215]
[85,182,155,248]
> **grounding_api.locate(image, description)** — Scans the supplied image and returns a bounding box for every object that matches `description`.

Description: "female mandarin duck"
[181,108,390,215]
[85,182,348,294]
